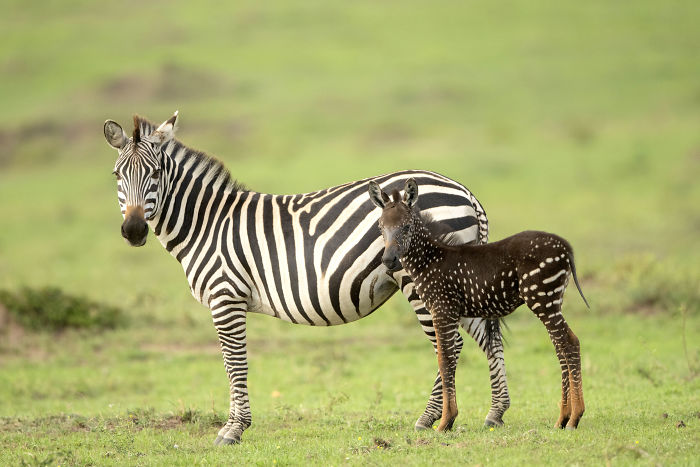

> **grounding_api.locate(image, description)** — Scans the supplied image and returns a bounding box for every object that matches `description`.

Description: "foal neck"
[400,215,445,274]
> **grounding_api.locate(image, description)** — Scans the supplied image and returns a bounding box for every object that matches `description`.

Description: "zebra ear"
[403,178,418,207]
[368,181,390,209]
[104,120,127,149]
[147,110,178,146]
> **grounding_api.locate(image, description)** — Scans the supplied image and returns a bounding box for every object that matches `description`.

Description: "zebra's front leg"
[211,297,251,445]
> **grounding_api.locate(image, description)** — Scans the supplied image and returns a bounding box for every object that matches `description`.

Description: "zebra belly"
[247,265,399,325]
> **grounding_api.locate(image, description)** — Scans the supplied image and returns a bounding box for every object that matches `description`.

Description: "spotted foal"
[369,178,589,431]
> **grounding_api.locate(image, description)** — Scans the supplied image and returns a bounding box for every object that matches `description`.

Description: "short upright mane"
[133,115,246,193]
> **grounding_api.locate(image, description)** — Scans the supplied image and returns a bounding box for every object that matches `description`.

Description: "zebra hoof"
[414,415,438,431]
[213,435,240,446]
[414,423,432,431]
[484,418,504,428]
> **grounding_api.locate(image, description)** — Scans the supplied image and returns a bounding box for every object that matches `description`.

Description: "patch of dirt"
[372,437,391,449]
[0,119,95,167]
[100,62,234,102]
[362,123,415,147]
[0,303,26,350]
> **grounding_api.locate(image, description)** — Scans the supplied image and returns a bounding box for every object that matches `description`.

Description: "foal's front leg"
[433,315,460,431]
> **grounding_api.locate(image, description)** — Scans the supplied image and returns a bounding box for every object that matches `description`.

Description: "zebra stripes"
[103,112,510,444]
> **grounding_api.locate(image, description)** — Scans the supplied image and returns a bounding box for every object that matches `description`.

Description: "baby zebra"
[369,178,589,431]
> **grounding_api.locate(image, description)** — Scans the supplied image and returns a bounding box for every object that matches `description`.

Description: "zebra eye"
[152,169,161,179]
[112,170,121,181]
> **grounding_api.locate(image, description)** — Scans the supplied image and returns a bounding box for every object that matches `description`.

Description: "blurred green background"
[0,1,698,465]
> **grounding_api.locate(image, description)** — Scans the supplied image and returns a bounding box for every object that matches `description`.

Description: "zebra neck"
[148,142,244,264]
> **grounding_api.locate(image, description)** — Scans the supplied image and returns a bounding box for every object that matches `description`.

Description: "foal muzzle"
[382,253,402,273]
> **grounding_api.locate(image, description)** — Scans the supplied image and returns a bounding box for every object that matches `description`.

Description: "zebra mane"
[132,115,247,193]
[132,115,142,143]
[418,211,470,247]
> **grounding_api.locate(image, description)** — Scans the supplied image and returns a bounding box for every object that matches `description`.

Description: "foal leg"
[434,318,461,431]
[397,269,510,429]
[564,326,585,428]
[393,272,461,430]
[532,307,583,429]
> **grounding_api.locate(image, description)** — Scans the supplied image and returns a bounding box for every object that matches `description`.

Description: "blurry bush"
[0,287,126,331]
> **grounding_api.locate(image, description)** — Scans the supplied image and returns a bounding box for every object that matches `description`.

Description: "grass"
[1,0,699,465]
[1,310,698,465]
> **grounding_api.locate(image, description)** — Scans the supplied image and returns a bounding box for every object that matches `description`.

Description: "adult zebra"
[103,111,510,444]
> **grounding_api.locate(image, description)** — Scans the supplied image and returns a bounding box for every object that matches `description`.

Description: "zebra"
[369,178,587,431]
[103,111,510,444]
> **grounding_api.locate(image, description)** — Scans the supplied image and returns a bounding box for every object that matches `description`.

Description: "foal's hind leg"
[531,306,584,429]
[563,326,584,428]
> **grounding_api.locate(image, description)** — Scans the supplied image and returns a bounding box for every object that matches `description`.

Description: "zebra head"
[368,178,419,272]
[103,111,178,246]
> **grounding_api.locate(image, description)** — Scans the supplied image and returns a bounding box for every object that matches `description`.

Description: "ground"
[0,0,698,465]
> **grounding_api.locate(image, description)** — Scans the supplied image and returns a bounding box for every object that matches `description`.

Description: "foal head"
[368,178,419,272]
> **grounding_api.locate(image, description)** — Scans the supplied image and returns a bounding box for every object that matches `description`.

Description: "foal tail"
[568,252,590,309]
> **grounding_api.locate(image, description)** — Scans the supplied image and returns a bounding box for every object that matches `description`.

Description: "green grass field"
[1,0,699,465]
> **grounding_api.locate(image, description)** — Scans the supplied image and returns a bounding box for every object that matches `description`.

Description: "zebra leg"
[210,296,251,445]
[394,273,510,430]
[462,317,510,427]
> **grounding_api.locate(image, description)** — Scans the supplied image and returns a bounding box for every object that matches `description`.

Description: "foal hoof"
[565,425,577,431]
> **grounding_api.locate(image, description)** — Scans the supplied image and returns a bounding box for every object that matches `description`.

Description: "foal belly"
[462,292,523,319]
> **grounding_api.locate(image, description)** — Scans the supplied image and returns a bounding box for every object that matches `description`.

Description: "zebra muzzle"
[122,206,148,246]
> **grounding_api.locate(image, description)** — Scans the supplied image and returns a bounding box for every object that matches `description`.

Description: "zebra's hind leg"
[211,297,252,445]
[461,317,510,427]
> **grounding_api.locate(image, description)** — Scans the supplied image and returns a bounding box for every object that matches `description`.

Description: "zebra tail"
[568,252,590,309]
[484,318,508,358]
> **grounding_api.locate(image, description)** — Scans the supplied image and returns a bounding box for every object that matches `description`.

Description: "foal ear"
[147,110,178,146]
[368,181,390,208]
[403,178,418,207]
[104,120,128,149]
